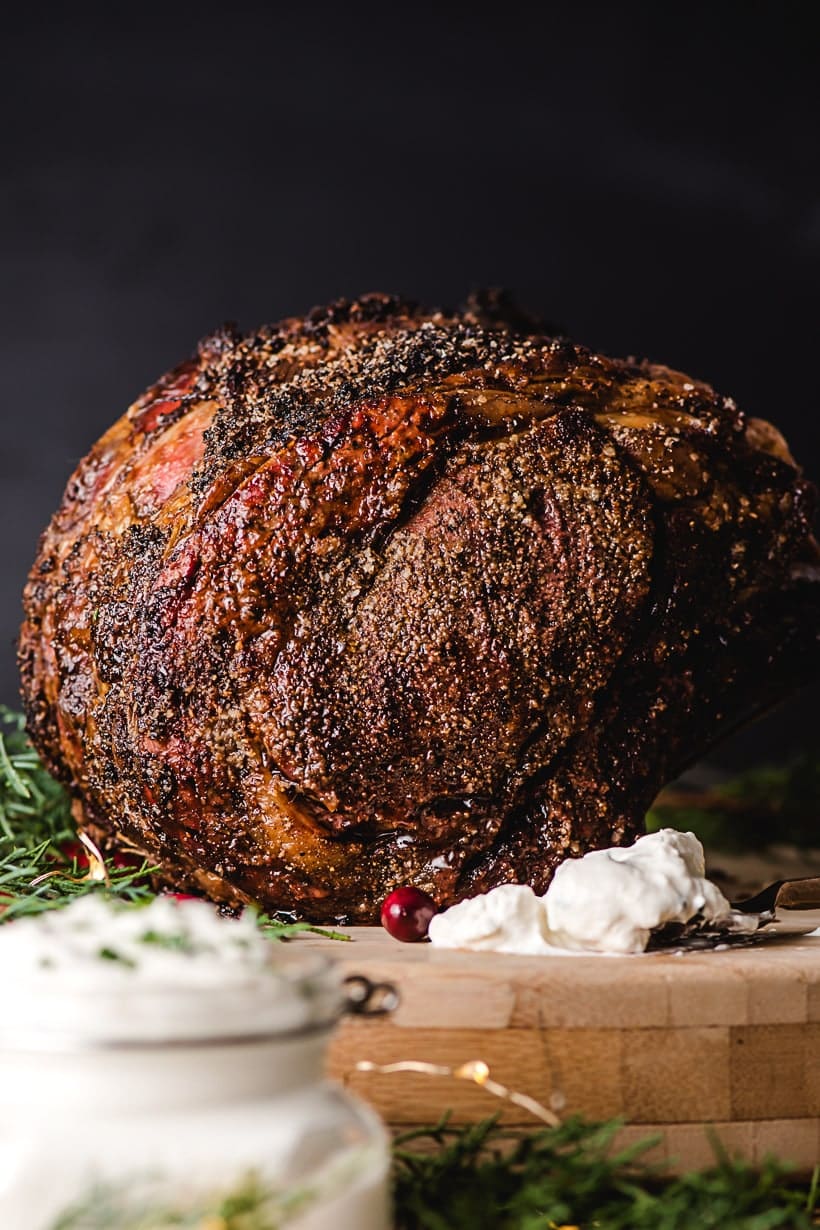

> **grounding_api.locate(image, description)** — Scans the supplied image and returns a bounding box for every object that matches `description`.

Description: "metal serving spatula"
[647,876,820,952]
[731,876,820,914]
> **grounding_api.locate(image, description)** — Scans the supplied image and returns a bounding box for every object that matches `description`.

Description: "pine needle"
[392,1116,820,1229]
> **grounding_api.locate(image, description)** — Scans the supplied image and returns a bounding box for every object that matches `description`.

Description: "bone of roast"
[19,295,820,923]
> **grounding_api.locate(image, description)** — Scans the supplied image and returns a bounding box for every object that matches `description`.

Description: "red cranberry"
[59,840,90,869]
[380,887,437,942]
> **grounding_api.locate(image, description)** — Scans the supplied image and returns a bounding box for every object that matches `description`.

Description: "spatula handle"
[776,877,820,910]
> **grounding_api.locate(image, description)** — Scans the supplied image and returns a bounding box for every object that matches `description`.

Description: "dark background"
[2,2,818,771]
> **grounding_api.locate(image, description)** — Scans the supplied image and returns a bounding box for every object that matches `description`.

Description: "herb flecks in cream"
[0,896,342,1044]
[0,895,275,982]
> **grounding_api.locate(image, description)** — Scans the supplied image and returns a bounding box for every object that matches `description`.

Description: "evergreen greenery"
[393,1116,819,1230]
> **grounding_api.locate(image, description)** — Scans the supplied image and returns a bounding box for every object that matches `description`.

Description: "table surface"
[303,916,820,1171]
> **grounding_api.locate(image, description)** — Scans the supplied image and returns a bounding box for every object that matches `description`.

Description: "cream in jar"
[0,896,390,1229]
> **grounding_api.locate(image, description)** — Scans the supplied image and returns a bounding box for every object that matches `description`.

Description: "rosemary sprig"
[256,912,351,943]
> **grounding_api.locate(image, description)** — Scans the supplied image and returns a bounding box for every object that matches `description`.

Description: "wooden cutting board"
[304,917,820,1174]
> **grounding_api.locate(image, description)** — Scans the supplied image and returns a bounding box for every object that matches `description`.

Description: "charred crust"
[17,293,820,923]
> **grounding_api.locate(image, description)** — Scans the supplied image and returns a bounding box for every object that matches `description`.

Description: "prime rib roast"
[19,294,820,923]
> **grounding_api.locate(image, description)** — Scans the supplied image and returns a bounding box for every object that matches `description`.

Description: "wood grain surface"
[304,919,820,1173]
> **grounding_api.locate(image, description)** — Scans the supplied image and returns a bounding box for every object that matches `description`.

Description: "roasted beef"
[19,294,820,922]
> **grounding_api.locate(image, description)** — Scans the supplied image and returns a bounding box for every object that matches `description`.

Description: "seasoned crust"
[19,295,820,922]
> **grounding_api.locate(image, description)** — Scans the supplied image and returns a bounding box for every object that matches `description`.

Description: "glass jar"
[0,902,393,1229]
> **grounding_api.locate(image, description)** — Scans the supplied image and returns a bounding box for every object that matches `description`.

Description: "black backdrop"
[2,2,818,768]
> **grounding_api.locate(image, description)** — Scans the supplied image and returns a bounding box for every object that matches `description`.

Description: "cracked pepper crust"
[18,294,820,922]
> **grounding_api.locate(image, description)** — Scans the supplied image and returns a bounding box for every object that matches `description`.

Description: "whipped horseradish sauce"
[429,829,734,956]
[0,894,275,982]
[0,897,390,1230]
[0,895,342,1042]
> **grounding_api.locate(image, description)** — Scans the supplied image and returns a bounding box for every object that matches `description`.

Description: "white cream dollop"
[427,882,554,955]
[543,828,732,953]
[429,829,734,956]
